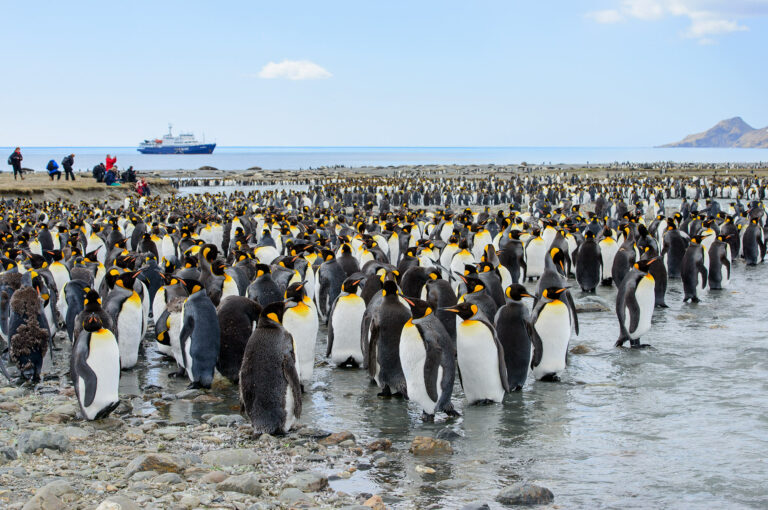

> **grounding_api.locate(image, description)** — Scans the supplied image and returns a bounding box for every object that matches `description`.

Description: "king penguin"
[215,295,261,384]
[494,284,534,391]
[179,280,220,388]
[530,287,575,382]
[327,276,366,367]
[104,271,144,369]
[239,301,302,435]
[368,280,411,397]
[282,282,319,388]
[443,302,509,404]
[615,259,657,348]
[71,315,121,420]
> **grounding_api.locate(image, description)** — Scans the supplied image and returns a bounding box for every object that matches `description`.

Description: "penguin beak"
[520,293,533,298]
[403,297,415,306]
[441,307,460,314]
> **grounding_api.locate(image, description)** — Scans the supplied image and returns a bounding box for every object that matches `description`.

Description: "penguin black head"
[341,276,363,294]
[83,314,104,333]
[115,270,141,290]
[321,249,335,262]
[382,280,399,297]
[634,258,656,273]
[182,278,205,295]
[83,289,102,311]
[402,297,432,319]
[549,247,565,273]
[255,264,271,278]
[341,244,352,255]
[202,244,219,262]
[690,234,708,244]
[505,284,533,302]
[584,230,596,239]
[211,261,228,276]
[442,302,478,321]
[285,282,307,302]
[260,301,290,326]
[541,287,567,302]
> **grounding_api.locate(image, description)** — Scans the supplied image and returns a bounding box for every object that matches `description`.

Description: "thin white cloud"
[258,60,332,81]
[586,9,625,23]
[586,0,762,41]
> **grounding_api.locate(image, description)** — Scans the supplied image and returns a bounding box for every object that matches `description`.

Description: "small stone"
[284,471,328,492]
[366,439,392,451]
[192,394,221,403]
[124,453,186,477]
[415,465,436,474]
[460,503,490,510]
[0,402,21,412]
[569,344,592,355]
[409,436,453,456]
[51,403,78,417]
[91,417,123,430]
[436,427,463,441]
[438,479,469,489]
[364,495,387,510]
[154,472,183,484]
[279,487,313,504]
[95,495,141,510]
[296,426,332,439]
[153,426,181,440]
[176,389,200,399]
[60,426,89,440]
[217,472,263,496]
[319,431,355,445]
[200,471,228,484]
[201,448,260,467]
[21,480,74,510]
[206,414,245,427]
[0,446,17,463]
[17,430,71,453]
[130,471,157,481]
[495,483,554,506]
[179,494,200,508]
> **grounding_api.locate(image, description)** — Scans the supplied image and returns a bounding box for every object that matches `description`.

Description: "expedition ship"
[137,124,216,154]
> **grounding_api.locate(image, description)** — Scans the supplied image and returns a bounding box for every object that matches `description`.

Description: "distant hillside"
[662,117,768,148]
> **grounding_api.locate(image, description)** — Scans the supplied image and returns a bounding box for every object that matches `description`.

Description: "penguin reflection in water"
[240,302,302,436]
[615,259,657,349]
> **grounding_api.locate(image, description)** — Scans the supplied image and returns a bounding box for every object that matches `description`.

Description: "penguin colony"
[0,171,765,433]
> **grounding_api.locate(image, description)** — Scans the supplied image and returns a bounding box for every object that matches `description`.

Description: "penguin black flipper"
[530,329,543,370]
[417,328,440,403]
[282,352,303,419]
[366,322,379,380]
[565,291,579,336]
[72,333,98,407]
[722,255,731,280]
[615,285,631,347]
[326,297,339,357]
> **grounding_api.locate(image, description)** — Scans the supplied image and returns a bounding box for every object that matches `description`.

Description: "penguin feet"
[443,405,461,418]
[421,412,435,422]
[377,387,393,398]
[186,381,204,390]
[630,343,653,350]
[168,368,186,379]
[655,303,669,308]
[539,373,561,382]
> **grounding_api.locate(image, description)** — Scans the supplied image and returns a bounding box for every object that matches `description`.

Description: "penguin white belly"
[161,236,176,260]
[283,385,297,432]
[50,263,70,300]
[79,334,120,420]
[168,313,184,367]
[628,276,655,339]
[152,288,167,323]
[283,302,319,385]
[533,302,571,380]
[139,283,150,336]
[329,295,365,366]
[184,336,195,382]
[399,324,437,414]
[525,241,546,278]
[117,293,144,369]
[600,242,618,279]
[222,277,240,299]
[456,321,505,404]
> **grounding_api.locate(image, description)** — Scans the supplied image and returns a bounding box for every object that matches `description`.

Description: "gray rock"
[154,472,184,484]
[124,453,186,477]
[179,494,200,508]
[202,448,261,467]
[176,389,201,399]
[296,426,332,439]
[0,446,17,463]
[17,430,70,453]
[496,483,554,506]
[284,471,328,492]
[206,414,245,427]
[438,479,469,489]
[59,426,89,440]
[21,480,74,510]
[460,503,490,510]
[339,507,370,510]
[95,495,141,510]
[279,488,313,504]
[130,471,158,481]
[436,427,464,441]
[217,472,263,496]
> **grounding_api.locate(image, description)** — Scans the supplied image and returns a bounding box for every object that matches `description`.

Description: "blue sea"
[1,146,766,172]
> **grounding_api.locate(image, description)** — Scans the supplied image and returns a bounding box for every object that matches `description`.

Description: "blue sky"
[0,1,766,146]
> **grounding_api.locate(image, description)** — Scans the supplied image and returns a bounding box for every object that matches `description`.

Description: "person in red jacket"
[105,154,117,171]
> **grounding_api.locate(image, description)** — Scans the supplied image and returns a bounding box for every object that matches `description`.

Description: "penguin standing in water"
[530,287,575,382]
[71,315,120,420]
[598,227,618,285]
[215,295,261,384]
[615,259,657,348]
[104,271,144,369]
[708,235,732,290]
[575,230,602,292]
[239,302,302,436]
[494,284,534,391]
[282,282,319,388]
[368,280,411,397]
[681,235,708,303]
[662,219,689,278]
[640,246,669,308]
[742,218,765,266]
[400,297,458,420]
[425,278,458,343]
[61,280,90,343]
[179,281,220,388]
[443,302,509,404]
[316,249,346,322]
[327,276,366,367]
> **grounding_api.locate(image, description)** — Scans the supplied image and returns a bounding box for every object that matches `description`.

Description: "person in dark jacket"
[121,166,136,183]
[8,148,23,180]
[92,163,106,182]
[104,167,119,186]
[47,160,62,180]
[62,154,75,181]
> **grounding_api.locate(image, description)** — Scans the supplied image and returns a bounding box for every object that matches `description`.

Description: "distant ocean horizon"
[1,146,766,172]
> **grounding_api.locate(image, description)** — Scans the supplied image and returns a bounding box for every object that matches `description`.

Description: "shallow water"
[120,261,768,509]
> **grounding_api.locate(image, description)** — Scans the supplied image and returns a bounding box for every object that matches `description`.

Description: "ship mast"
[168,123,173,137]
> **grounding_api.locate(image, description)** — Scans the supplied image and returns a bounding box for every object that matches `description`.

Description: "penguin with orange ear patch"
[530,287,576,382]
[282,282,319,388]
[615,259,657,348]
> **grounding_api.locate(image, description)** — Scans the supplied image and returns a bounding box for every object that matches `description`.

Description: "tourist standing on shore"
[47,159,62,180]
[106,154,117,171]
[62,154,76,181]
[7,147,23,180]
